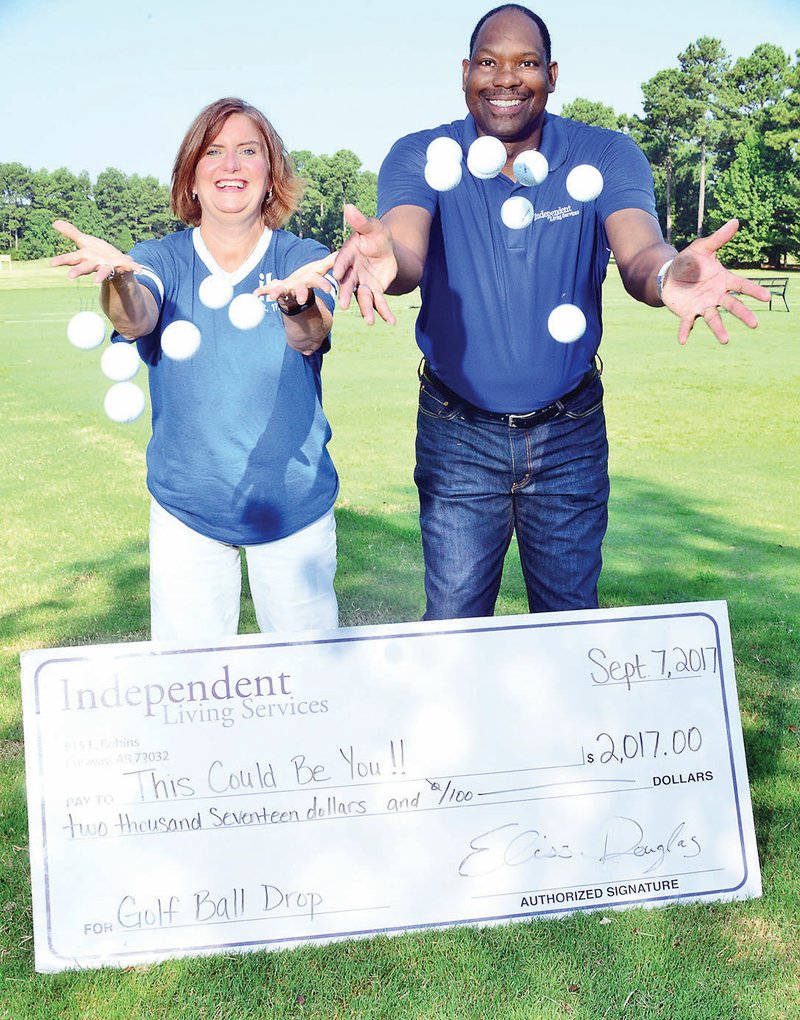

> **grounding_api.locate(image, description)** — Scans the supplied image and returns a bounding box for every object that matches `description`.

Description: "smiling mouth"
[215,180,246,189]
[489,98,524,108]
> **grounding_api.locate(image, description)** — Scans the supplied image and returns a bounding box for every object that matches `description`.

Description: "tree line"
[2,38,798,267]
[0,150,377,261]
[562,39,800,264]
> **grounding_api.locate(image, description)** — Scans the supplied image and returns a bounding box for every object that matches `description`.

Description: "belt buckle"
[507,410,538,428]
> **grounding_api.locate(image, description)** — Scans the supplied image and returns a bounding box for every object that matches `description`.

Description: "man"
[334,4,769,620]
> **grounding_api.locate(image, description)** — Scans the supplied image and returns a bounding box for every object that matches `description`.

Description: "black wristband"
[279,293,317,316]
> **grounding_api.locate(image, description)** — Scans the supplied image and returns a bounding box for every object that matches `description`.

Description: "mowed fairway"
[1,260,798,1018]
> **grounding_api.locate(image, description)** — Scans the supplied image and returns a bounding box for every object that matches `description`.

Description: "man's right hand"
[333,204,399,325]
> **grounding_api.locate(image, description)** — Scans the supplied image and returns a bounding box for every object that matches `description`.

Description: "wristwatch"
[278,293,316,316]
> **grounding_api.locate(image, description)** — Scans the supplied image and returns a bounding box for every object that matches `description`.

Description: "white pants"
[149,498,338,642]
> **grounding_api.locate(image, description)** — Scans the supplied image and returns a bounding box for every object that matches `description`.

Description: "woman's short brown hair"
[171,98,303,228]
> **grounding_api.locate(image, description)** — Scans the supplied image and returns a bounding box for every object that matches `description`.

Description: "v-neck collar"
[192,226,273,285]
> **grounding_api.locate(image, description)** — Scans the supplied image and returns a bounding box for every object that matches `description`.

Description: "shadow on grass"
[601,475,799,874]
[324,506,425,628]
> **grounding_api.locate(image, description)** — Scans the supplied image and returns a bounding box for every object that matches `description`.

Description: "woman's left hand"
[254,252,336,312]
[254,252,336,355]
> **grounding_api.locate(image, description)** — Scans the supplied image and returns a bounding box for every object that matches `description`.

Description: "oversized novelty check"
[21,600,760,972]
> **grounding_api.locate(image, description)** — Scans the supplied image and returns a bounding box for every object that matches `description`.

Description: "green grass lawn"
[1,261,798,1018]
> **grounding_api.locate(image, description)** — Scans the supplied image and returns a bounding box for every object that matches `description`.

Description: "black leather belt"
[420,361,599,429]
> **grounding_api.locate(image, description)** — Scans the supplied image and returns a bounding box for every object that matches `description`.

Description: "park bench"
[747,275,789,311]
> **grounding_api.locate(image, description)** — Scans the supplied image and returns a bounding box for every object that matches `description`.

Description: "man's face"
[462,10,558,144]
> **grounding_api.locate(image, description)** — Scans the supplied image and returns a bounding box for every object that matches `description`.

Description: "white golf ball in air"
[424,158,463,192]
[198,274,234,309]
[67,311,106,350]
[426,137,463,164]
[548,304,587,344]
[501,195,534,230]
[161,319,201,360]
[566,164,604,202]
[100,341,140,382]
[467,136,507,179]
[513,149,549,187]
[228,293,266,330]
[104,382,146,423]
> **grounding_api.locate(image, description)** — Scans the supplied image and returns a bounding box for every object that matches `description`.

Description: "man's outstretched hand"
[663,219,772,345]
[333,204,398,325]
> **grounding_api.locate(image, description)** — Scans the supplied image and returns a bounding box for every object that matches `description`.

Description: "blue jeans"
[415,369,610,619]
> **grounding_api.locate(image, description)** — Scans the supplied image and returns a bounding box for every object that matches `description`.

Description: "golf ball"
[467,136,507,179]
[501,195,534,230]
[426,137,463,164]
[566,164,604,202]
[100,341,140,382]
[67,310,106,350]
[548,303,587,344]
[198,274,234,309]
[104,382,146,423]
[228,293,266,331]
[424,158,463,192]
[161,319,201,360]
[513,149,549,187]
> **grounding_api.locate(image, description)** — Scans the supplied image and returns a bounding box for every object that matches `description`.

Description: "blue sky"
[2,0,798,183]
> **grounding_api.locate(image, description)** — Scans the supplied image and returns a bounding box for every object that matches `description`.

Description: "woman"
[53,98,339,642]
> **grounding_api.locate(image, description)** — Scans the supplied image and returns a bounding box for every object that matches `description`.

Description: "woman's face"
[192,113,271,223]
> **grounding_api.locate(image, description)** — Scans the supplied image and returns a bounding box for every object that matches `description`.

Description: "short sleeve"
[127,237,176,311]
[595,133,658,222]
[377,132,438,218]
[109,237,172,344]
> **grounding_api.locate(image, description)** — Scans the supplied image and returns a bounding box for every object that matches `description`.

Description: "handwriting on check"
[458,816,702,878]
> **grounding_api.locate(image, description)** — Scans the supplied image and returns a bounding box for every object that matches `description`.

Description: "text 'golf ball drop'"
[104,382,146,423]
[228,293,266,331]
[161,320,201,360]
[513,150,549,187]
[566,165,604,202]
[198,274,234,309]
[548,304,587,344]
[467,136,506,179]
[426,137,463,164]
[424,158,463,192]
[67,311,106,350]
[100,341,140,382]
[501,195,534,230]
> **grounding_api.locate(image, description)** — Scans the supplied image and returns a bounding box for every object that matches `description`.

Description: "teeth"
[490,99,522,108]
[216,180,245,188]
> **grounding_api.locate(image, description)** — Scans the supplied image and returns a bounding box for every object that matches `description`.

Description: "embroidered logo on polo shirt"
[534,205,580,223]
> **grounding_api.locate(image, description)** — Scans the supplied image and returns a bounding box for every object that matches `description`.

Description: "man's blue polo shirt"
[377,112,658,413]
